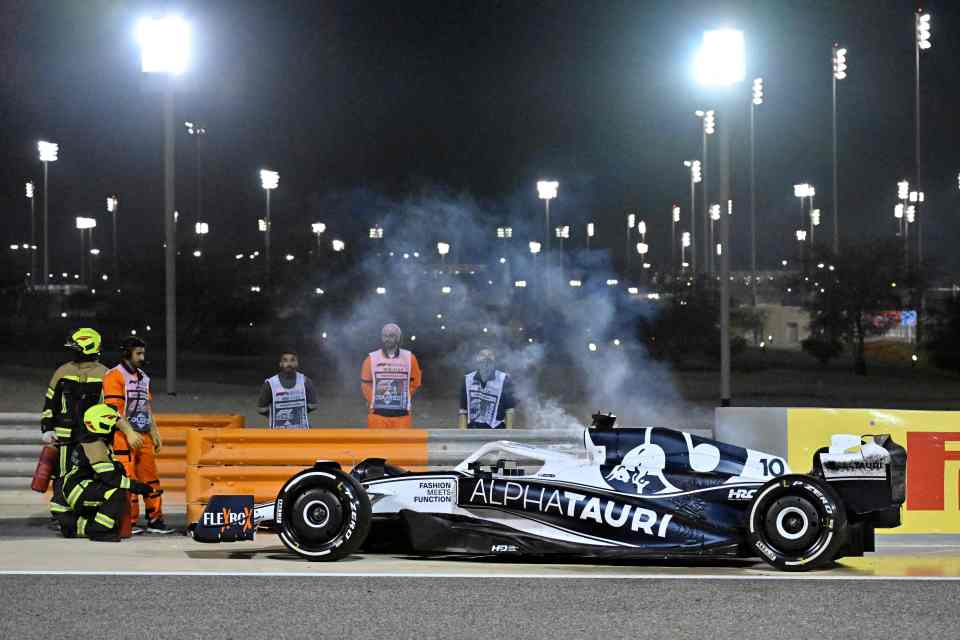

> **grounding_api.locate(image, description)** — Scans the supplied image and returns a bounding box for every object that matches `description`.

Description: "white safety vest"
[465,370,507,428]
[369,349,412,413]
[267,373,309,429]
[109,364,153,433]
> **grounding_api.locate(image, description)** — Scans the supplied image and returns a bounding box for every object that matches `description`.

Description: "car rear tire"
[747,474,847,571]
[275,468,371,561]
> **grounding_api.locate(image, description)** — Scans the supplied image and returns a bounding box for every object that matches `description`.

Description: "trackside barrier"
[185,428,591,522]
[716,407,960,534]
[0,412,241,496]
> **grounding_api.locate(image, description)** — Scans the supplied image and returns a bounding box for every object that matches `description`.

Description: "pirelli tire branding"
[459,477,677,544]
[338,482,361,546]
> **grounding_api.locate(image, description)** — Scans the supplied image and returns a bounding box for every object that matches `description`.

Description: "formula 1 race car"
[192,414,906,571]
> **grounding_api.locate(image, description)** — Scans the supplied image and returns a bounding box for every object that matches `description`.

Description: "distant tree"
[928,298,960,373]
[797,240,902,375]
[731,304,767,345]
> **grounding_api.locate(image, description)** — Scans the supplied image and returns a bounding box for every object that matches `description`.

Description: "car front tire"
[275,468,371,561]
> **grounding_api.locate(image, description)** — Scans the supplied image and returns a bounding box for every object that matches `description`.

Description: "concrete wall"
[755,304,811,349]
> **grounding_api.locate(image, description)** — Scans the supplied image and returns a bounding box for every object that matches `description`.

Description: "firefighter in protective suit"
[41,328,144,524]
[58,404,152,541]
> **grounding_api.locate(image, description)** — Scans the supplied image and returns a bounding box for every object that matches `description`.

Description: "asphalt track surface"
[2,522,960,640]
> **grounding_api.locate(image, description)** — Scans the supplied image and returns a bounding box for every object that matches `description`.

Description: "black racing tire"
[747,474,847,571]
[275,468,371,561]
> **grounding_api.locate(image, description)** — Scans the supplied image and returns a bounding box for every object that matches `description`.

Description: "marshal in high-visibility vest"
[361,324,422,428]
[458,349,515,429]
[257,351,318,429]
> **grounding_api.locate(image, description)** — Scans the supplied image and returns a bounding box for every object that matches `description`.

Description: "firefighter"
[103,336,175,534]
[59,403,153,541]
[458,348,515,429]
[360,323,422,428]
[40,328,143,526]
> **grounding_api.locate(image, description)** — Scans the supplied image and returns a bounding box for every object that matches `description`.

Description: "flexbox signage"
[787,408,960,534]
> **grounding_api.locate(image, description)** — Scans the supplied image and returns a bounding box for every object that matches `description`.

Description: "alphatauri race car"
[192,414,906,571]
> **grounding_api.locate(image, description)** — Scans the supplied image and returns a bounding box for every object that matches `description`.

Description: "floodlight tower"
[694,27,745,407]
[259,169,278,286]
[136,14,190,395]
[831,45,847,253]
[38,141,58,285]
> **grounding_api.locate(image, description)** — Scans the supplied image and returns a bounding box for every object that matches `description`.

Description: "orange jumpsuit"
[104,365,163,522]
[361,350,422,428]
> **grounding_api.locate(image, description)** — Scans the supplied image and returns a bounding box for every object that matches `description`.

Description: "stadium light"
[38,141,59,163]
[898,180,910,201]
[260,169,278,190]
[695,30,746,86]
[194,221,209,235]
[331,239,345,252]
[136,15,190,74]
[536,181,558,200]
[916,12,931,51]
[832,46,847,80]
[752,77,764,105]
[528,241,541,255]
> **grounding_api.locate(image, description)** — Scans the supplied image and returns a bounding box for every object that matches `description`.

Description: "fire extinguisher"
[31,445,58,493]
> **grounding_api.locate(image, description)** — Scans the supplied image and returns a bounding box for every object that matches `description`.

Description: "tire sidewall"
[275,468,371,561]
[747,474,847,571]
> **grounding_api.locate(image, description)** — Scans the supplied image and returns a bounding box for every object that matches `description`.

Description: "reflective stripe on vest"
[369,349,412,412]
[465,370,506,428]
[267,373,309,429]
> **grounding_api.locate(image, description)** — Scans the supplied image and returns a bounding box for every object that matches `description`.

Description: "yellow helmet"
[83,403,119,435]
[65,327,102,356]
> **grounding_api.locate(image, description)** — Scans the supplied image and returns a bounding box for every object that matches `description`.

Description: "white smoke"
[305,184,709,431]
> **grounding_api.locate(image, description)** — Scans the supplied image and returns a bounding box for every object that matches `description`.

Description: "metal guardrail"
[0,414,40,490]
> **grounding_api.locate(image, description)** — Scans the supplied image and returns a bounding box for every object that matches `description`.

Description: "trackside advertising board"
[787,409,960,534]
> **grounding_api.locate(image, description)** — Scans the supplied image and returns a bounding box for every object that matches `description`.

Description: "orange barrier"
[155,414,244,430]
[185,428,429,522]
[152,415,244,497]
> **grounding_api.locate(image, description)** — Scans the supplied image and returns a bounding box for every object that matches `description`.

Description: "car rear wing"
[812,433,907,527]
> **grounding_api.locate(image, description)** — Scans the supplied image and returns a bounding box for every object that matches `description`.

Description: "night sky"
[3,0,960,274]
